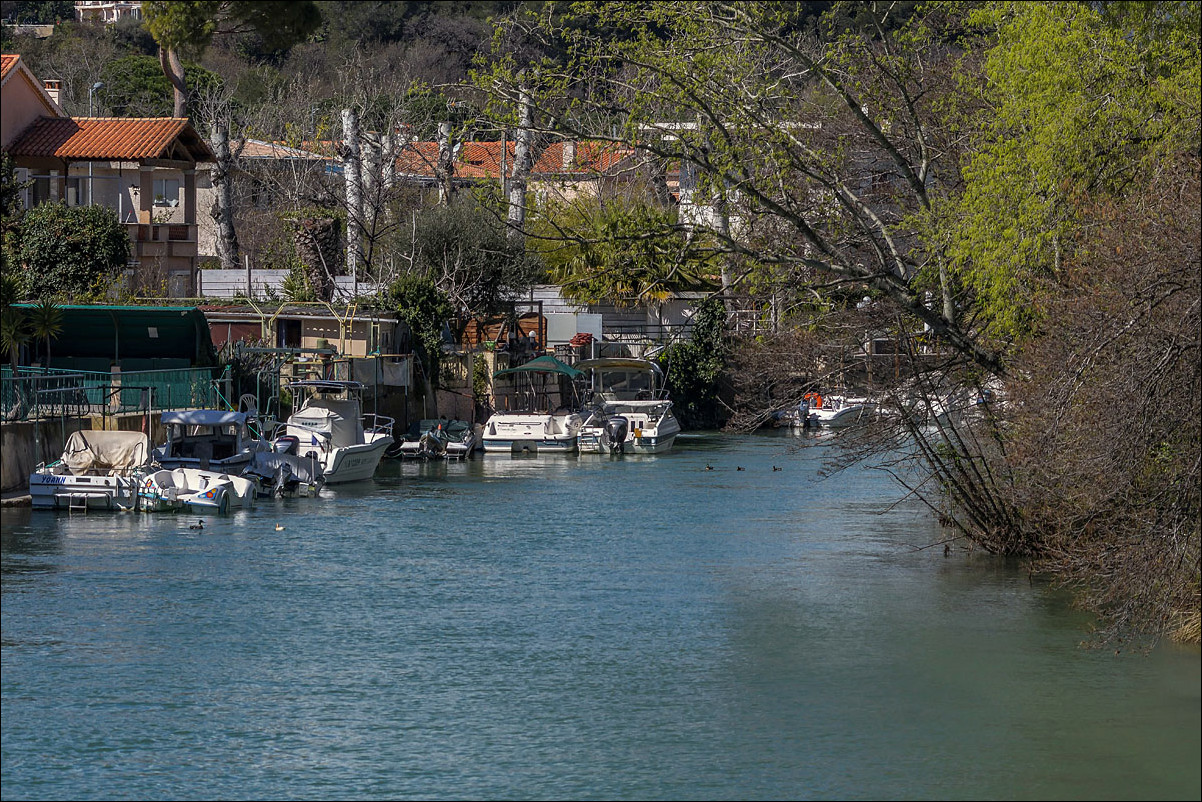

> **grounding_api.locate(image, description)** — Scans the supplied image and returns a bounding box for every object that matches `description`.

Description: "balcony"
[126,222,198,259]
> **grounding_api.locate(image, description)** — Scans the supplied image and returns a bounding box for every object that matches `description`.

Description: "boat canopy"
[574,358,663,377]
[161,410,248,426]
[493,355,583,379]
[60,430,152,473]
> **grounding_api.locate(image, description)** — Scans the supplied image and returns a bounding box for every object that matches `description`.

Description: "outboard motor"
[274,434,300,456]
[602,415,629,453]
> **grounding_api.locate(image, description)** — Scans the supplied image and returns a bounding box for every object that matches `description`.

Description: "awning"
[493,354,583,379]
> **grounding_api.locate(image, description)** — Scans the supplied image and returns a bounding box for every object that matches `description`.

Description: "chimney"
[562,140,576,171]
[43,79,62,105]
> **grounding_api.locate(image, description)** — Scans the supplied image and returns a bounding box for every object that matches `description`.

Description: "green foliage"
[142,1,322,55]
[472,354,489,404]
[402,198,543,320]
[13,203,131,302]
[0,306,30,370]
[0,271,19,308]
[1,153,28,278]
[2,1,75,24]
[99,54,222,117]
[388,272,452,392]
[533,199,717,307]
[656,297,730,429]
[944,0,1201,342]
[26,300,63,366]
[280,263,317,303]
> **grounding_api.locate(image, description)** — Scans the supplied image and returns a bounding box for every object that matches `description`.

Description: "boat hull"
[319,436,393,483]
[29,472,141,511]
[138,468,257,514]
[481,412,582,454]
[481,438,578,454]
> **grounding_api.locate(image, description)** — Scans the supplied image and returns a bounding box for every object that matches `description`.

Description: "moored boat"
[481,355,586,454]
[575,358,681,454]
[138,467,257,514]
[801,392,874,428]
[280,380,394,482]
[390,418,480,460]
[153,409,272,472]
[29,430,152,511]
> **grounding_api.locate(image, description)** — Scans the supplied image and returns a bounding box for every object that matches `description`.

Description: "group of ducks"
[705,464,784,472]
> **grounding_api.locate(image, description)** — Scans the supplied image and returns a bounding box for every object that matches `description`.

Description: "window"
[153,178,180,207]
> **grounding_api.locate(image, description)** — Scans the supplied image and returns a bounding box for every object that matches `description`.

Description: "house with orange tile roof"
[2,52,214,297]
[394,137,644,206]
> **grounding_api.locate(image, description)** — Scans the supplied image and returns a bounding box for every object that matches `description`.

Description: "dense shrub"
[14,202,131,301]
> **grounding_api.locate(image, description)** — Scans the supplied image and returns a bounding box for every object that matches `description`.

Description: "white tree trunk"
[342,108,363,278]
[208,118,241,271]
[436,121,455,205]
[507,84,534,245]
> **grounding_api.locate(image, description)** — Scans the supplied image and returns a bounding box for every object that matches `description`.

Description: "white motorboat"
[29,429,153,511]
[153,409,272,472]
[280,380,395,483]
[390,418,480,460]
[481,355,586,454]
[575,358,681,454]
[138,467,257,514]
[801,393,874,428]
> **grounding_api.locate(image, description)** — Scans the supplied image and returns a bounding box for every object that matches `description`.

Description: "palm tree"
[27,300,63,371]
[0,306,29,373]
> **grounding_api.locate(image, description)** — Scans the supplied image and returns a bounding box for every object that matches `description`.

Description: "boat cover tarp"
[61,430,152,474]
[245,452,324,484]
[493,354,583,379]
[287,398,364,447]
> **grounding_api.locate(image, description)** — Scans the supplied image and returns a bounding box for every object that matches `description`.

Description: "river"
[2,430,1198,800]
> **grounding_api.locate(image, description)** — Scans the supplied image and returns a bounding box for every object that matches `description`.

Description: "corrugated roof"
[6,117,215,162]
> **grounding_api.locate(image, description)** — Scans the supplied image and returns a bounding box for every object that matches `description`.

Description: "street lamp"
[88,81,103,116]
[87,82,104,206]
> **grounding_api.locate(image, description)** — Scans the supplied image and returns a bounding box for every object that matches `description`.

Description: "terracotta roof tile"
[1,54,19,82]
[6,117,214,161]
[394,139,635,179]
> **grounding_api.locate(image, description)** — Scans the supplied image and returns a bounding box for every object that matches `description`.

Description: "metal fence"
[1,366,222,423]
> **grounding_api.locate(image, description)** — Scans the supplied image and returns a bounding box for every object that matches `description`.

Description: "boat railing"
[364,413,395,438]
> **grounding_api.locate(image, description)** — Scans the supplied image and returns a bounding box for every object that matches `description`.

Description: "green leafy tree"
[533,199,718,308]
[13,203,131,301]
[142,0,322,117]
[388,272,452,395]
[940,0,1202,342]
[474,1,1002,371]
[3,1,75,24]
[1,152,29,280]
[99,54,222,117]
[0,306,30,372]
[401,198,543,325]
[657,297,730,430]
